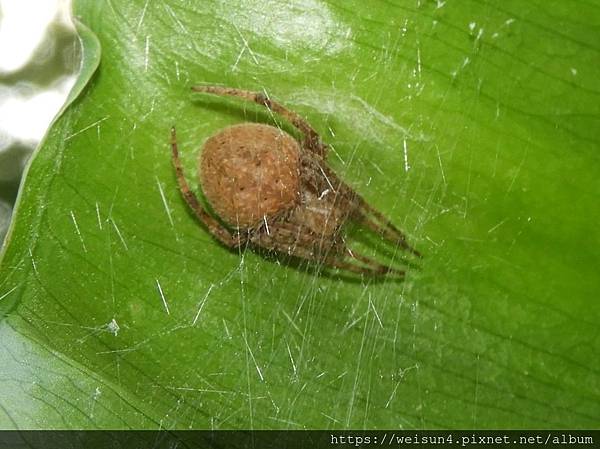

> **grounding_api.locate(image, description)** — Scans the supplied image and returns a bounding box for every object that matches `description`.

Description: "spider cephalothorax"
[171,86,420,277]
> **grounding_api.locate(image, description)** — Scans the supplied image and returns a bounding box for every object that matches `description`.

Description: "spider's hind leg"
[170,126,245,249]
[191,85,328,157]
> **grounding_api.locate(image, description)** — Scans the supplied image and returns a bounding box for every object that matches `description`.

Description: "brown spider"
[170,85,420,277]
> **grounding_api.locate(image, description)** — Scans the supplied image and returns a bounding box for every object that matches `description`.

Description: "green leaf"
[1,0,599,429]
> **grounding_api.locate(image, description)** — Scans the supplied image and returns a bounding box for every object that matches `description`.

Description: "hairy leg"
[191,85,328,157]
[352,196,421,257]
[254,223,403,277]
[170,127,244,248]
[345,248,405,277]
[315,164,420,257]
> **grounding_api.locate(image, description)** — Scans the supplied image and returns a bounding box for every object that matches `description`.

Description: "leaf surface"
[1,0,599,429]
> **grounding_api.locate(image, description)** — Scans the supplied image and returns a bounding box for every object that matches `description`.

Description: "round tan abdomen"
[200,123,301,229]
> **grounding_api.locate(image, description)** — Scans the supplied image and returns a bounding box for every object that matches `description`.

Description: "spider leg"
[318,164,421,257]
[345,247,405,277]
[191,85,328,157]
[352,196,421,257]
[330,259,402,277]
[170,126,245,248]
[254,223,402,277]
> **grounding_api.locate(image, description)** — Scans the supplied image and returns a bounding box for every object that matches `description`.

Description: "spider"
[170,85,420,277]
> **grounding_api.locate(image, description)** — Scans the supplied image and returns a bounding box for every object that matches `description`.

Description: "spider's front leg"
[352,195,421,257]
[253,222,403,277]
[191,85,329,158]
[320,164,421,257]
[170,127,246,249]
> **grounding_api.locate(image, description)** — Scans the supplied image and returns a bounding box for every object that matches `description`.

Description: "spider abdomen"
[199,123,301,229]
